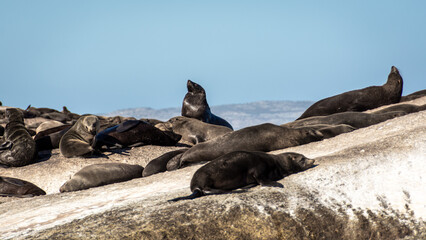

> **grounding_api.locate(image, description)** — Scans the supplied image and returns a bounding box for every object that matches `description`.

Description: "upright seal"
[59,115,100,158]
[182,80,233,130]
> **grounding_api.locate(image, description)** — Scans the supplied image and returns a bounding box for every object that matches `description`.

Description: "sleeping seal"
[182,80,233,130]
[298,66,403,119]
[283,111,406,129]
[59,115,100,158]
[166,123,323,170]
[0,108,37,167]
[59,163,144,192]
[169,151,314,201]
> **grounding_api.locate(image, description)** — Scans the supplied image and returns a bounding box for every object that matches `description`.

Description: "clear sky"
[1,1,425,115]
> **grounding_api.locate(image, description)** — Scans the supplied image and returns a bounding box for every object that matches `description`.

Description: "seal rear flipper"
[166,153,184,171]
[143,149,188,177]
[116,120,141,133]
[168,189,204,202]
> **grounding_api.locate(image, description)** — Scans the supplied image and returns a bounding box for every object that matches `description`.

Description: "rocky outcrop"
[0,97,425,239]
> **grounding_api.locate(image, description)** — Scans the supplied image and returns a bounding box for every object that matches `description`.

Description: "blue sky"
[1,1,425,114]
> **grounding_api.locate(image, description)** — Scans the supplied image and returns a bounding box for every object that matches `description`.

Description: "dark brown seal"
[59,115,100,158]
[283,111,407,129]
[169,151,314,201]
[59,163,144,192]
[182,80,233,130]
[156,116,232,146]
[298,66,403,119]
[0,176,46,197]
[0,108,37,167]
[166,123,323,170]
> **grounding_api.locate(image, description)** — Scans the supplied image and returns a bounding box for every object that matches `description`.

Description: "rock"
[0,98,425,239]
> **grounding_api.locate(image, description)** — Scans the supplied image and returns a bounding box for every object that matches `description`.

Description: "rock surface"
[0,98,425,239]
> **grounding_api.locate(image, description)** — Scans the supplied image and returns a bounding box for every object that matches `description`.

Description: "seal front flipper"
[0,141,13,150]
[168,189,205,202]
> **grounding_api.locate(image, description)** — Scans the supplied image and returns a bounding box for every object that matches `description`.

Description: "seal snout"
[305,158,315,167]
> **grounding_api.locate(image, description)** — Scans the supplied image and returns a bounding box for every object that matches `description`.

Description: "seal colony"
[0,66,423,200]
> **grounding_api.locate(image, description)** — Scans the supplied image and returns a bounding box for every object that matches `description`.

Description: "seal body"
[166,123,323,170]
[169,151,314,201]
[156,116,232,146]
[0,176,46,197]
[371,103,426,115]
[400,89,426,102]
[94,120,181,150]
[59,115,100,158]
[0,108,37,167]
[59,163,144,192]
[182,80,233,130]
[298,66,403,119]
[284,111,406,129]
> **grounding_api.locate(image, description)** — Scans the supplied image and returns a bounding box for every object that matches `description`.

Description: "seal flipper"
[168,189,204,202]
[166,153,184,171]
[0,141,13,150]
[116,120,141,133]
[143,149,188,177]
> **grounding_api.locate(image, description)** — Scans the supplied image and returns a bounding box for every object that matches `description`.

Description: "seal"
[400,89,426,102]
[283,111,407,129]
[23,105,59,118]
[0,176,46,197]
[169,151,315,201]
[59,115,100,158]
[93,120,181,150]
[59,163,144,192]
[370,103,426,115]
[297,66,403,119]
[0,108,37,167]
[142,148,189,177]
[166,123,323,170]
[182,80,233,130]
[156,116,233,146]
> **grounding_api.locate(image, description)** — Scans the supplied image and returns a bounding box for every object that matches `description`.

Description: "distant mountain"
[105,100,314,129]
